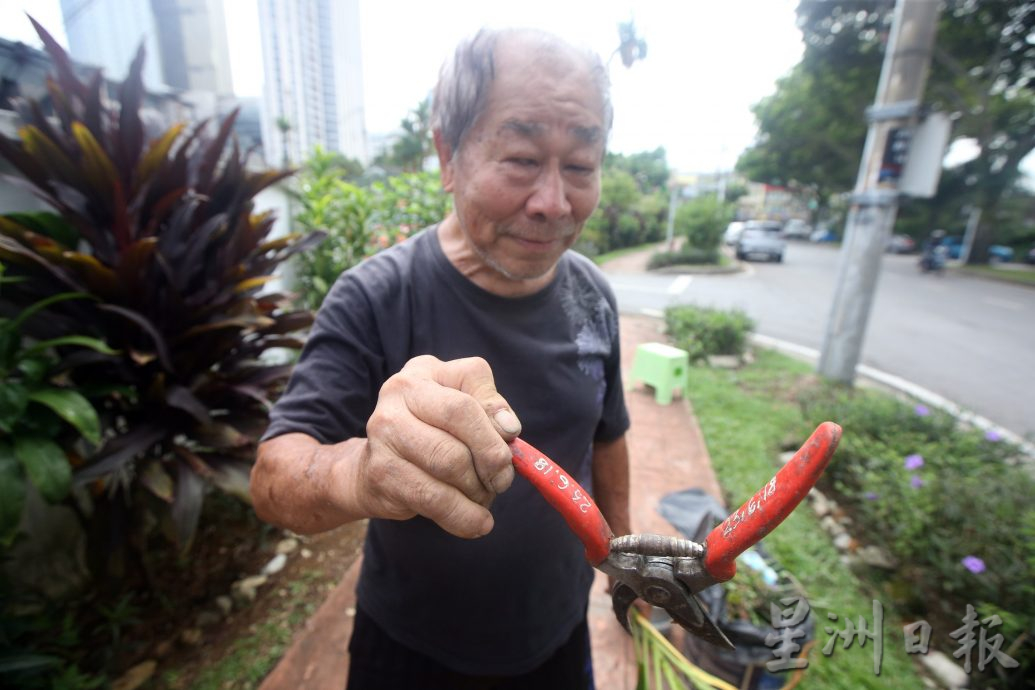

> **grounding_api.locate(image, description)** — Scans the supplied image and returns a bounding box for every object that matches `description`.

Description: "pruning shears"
[509,421,842,649]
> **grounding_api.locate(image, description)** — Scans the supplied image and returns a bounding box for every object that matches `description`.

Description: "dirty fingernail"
[494,409,521,435]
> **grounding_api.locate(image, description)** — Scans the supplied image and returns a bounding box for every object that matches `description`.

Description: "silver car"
[723,221,746,246]
[736,227,786,262]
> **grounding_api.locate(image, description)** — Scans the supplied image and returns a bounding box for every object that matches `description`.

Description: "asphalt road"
[605,242,1035,439]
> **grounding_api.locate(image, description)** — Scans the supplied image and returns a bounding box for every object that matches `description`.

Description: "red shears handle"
[509,438,613,565]
[703,421,842,581]
[510,421,840,576]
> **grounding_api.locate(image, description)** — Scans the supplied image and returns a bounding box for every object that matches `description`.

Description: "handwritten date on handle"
[533,456,593,513]
[720,477,777,538]
[509,437,615,565]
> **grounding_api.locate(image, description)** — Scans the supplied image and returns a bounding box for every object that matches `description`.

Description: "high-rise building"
[60,0,165,88]
[59,0,233,95]
[258,0,367,167]
[151,0,234,94]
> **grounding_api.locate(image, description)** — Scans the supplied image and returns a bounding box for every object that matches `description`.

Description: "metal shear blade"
[612,581,734,649]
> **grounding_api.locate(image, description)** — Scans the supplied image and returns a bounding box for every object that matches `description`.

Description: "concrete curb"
[649,263,743,276]
[750,333,1035,459]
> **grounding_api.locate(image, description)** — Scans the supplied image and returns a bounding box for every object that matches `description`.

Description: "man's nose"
[526,163,572,221]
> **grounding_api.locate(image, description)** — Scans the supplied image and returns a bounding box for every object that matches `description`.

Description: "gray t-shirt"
[264,225,629,675]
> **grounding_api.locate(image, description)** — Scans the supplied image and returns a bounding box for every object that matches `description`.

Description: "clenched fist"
[353,355,522,538]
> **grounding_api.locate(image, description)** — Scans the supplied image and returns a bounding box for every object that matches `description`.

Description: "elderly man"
[251,27,630,689]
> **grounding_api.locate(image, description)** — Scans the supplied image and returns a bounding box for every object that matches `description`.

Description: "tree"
[735,62,875,207]
[275,115,292,168]
[604,147,670,193]
[737,1,891,213]
[581,168,640,254]
[741,0,1035,263]
[374,98,433,173]
[303,145,363,181]
[923,0,1035,262]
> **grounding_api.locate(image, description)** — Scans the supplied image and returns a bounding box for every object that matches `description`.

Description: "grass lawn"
[686,350,926,689]
[956,263,1035,287]
[590,242,663,265]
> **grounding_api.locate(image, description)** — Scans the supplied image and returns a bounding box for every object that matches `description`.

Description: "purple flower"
[910,475,924,489]
[864,491,879,501]
[985,430,1002,442]
[914,404,930,417]
[962,556,986,574]
[904,454,924,471]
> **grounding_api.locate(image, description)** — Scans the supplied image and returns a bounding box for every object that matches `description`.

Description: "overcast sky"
[238,0,807,174]
[2,0,811,174]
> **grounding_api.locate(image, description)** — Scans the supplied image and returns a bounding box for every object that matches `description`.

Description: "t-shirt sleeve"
[262,273,385,445]
[594,280,630,444]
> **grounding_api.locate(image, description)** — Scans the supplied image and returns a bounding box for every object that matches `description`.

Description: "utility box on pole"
[899,111,952,198]
[817,0,941,384]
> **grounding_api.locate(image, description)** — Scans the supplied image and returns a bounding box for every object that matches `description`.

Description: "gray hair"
[431,28,613,153]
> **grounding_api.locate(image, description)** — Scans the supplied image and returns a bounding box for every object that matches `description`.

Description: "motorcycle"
[918,245,947,274]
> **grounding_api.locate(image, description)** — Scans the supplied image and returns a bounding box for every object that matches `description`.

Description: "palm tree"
[275,116,292,168]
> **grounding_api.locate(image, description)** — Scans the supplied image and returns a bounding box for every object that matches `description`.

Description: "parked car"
[736,227,786,262]
[988,245,1015,263]
[941,236,1015,263]
[782,219,812,240]
[723,221,746,246]
[744,220,783,233]
[810,228,838,243]
[1026,245,1035,265]
[886,234,917,254]
[725,220,781,246]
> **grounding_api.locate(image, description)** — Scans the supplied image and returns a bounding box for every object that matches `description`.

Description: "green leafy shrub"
[664,305,756,364]
[647,247,721,269]
[293,162,449,309]
[801,387,1035,687]
[0,21,323,687]
[0,20,319,565]
[293,149,374,310]
[368,171,451,239]
[580,167,667,256]
[0,277,116,545]
[674,196,733,252]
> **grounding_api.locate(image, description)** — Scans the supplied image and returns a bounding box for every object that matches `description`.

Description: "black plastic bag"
[658,488,814,690]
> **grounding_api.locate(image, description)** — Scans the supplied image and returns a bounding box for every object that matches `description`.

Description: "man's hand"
[353,355,521,539]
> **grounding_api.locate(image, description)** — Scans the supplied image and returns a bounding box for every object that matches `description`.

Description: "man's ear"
[433,130,455,193]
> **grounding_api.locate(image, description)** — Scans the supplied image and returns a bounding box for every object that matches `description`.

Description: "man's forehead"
[499,119,603,145]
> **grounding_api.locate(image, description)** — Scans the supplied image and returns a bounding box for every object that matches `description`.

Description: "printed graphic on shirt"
[560,269,617,407]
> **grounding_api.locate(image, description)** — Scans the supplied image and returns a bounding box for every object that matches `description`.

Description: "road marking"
[981,297,1024,311]
[667,275,692,295]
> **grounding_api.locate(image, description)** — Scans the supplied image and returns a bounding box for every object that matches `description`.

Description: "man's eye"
[566,164,595,175]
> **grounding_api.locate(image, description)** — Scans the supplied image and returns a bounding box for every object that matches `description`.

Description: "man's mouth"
[509,235,561,252]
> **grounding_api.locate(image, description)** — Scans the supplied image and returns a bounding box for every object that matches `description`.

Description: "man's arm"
[252,432,368,534]
[251,356,523,539]
[590,434,631,538]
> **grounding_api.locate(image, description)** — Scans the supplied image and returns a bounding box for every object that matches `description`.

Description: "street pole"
[817,0,941,383]
[665,183,677,251]
[959,205,982,265]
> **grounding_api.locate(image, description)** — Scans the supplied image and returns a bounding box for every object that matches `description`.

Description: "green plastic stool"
[629,342,690,405]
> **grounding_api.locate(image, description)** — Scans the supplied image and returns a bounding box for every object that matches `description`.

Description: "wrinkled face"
[438,37,606,294]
